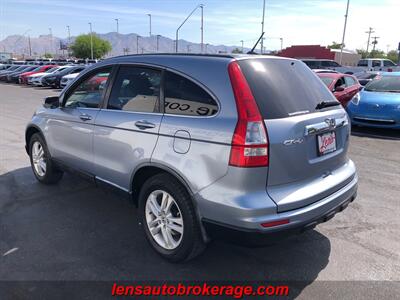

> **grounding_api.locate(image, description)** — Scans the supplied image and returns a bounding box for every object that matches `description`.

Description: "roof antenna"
[247,32,265,54]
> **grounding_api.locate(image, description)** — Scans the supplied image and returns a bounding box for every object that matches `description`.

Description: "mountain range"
[0,32,249,58]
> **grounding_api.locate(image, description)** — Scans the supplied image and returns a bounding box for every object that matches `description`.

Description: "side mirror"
[43,96,59,109]
[335,86,345,92]
[359,86,364,91]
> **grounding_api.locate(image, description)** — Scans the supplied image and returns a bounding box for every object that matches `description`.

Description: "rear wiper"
[315,100,341,110]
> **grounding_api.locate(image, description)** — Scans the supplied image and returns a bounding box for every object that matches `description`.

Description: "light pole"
[240,40,244,53]
[280,37,283,51]
[115,18,119,34]
[176,4,204,53]
[136,35,140,54]
[200,4,204,53]
[156,35,161,52]
[48,27,53,55]
[339,0,350,65]
[147,14,152,36]
[67,25,71,58]
[205,43,209,53]
[260,0,266,54]
[88,22,93,60]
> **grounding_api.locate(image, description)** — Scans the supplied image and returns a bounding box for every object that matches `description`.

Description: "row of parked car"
[0,63,87,88]
[314,69,400,129]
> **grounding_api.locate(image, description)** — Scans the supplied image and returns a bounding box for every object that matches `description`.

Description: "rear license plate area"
[317,131,336,156]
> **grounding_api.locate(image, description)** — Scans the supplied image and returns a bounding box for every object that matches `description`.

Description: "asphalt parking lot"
[0,83,399,299]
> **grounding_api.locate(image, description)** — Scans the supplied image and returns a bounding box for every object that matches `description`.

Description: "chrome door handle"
[79,114,92,121]
[135,120,156,130]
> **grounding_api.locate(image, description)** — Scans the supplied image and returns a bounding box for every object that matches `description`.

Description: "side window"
[383,60,395,67]
[331,61,341,67]
[321,61,330,67]
[107,66,161,113]
[372,60,381,67]
[164,71,218,116]
[345,76,356,87]
[357,60,368,67]
[64,67,111,109]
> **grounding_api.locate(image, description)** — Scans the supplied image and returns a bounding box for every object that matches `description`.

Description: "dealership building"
[277,45,361,66]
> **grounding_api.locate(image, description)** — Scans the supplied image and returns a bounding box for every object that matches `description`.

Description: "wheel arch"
[25,125,45,154]
[130,163,194,207]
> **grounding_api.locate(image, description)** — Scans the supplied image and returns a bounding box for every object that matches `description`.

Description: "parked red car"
[317,73,361,107]
[19,65,57,84]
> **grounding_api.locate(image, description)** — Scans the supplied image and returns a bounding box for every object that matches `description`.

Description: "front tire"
[139,174,205,262]
[29,133,63,184]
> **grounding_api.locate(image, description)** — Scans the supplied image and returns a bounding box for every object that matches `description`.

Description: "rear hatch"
[238,58,354,212]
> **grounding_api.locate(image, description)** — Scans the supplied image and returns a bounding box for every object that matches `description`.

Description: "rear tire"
[139,173,205,262]
[29,133,63,184]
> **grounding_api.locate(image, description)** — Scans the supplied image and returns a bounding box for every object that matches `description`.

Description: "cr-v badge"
[283,138,304,146]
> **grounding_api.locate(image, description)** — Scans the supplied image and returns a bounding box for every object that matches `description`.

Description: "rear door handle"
[135,120,156,130]
[79,114,92,121]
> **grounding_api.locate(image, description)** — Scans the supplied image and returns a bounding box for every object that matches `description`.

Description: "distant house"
[277,45,361,66]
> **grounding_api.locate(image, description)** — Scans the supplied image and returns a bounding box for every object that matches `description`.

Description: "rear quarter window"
[238,58,337,119]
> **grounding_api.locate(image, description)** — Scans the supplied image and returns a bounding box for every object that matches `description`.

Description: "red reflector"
[261,219,290,228]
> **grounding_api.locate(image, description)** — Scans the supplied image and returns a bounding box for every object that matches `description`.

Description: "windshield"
[319,77,334,87]
[364,75,400,92]
[356,72,378,80]
[46,67,58,73]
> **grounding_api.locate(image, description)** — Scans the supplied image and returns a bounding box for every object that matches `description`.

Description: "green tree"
[70,34,112,59]
[387,50,399,63]
[231,47,243,54]
[328,41,344,49]
[43,53,53,58]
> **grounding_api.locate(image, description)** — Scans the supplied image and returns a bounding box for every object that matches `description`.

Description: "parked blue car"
[347,72,400,129]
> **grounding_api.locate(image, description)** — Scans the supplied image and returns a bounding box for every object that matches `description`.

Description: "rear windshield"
[364,75,400,92]
[238,58,336,119]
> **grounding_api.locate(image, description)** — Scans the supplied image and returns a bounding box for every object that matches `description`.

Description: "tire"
[139,173,205,262]
[29,133,63,184]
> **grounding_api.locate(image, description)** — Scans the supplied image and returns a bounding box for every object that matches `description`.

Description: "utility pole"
[371,36,379,52]
[200,4,204,53]
[365,27,374,53]
[136,35,140,54]
[115,18,119,34]
[260,0,266,54]
[88,22,93,60]
[339,0,350,65]
[240,40,244,53]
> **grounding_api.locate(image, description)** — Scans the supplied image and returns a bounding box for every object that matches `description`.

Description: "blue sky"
[0,0,398,51]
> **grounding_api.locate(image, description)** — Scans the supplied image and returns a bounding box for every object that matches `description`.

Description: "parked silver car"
[25,54,358,262]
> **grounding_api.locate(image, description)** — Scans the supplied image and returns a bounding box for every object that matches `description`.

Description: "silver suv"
[25,54,358,262]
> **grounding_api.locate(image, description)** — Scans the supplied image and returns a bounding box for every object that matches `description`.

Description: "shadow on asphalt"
[351,125,400,140]
[0,166,332,298]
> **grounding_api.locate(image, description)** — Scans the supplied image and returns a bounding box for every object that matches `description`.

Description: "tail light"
[228,61,269,167]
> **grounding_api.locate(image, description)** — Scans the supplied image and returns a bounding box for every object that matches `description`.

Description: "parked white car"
[60,72,80,88]
[30,66,71,86]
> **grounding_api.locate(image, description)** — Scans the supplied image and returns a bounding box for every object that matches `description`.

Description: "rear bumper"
[198,166,358,245]
[203,189,356,246]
